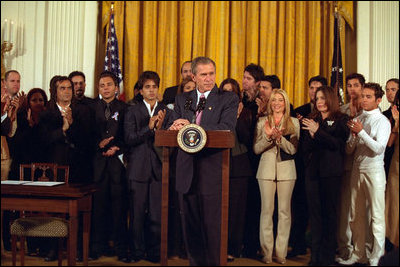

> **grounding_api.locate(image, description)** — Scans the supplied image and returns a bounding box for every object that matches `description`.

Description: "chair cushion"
[10,217,68,237]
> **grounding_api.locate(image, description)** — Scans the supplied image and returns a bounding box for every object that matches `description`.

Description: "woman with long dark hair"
[301,86,350,265]
[8,88,48,180]
[7,88,49,256]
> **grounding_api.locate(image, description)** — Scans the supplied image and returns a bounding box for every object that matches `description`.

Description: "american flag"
[104,12,125,101]
[330,10,344,106]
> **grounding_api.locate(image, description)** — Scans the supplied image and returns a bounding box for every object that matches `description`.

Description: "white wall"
[1,1,98,97]
[357,1,399,110]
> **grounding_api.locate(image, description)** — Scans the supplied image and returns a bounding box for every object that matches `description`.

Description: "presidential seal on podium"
[177,123,207,153]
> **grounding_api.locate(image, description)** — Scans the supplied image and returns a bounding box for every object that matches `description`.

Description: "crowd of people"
[1,56,399,266]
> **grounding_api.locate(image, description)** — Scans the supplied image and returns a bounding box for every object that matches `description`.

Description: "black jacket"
[168,87,239,194]
[124,101,170,182]
[162,85,179,105]
[38,100,94,182]
[302,114,350,179]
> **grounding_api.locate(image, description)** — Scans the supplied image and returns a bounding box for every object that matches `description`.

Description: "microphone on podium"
[184,97,197,124]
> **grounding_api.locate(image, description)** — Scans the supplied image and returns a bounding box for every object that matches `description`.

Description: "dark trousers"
[91,159,128,256]
[179,192,221,266]
[289,171,309,252]
[129,177,161,259]
[305,175,340,265]
[242,176,261,258]
[228,177,248,257]
[168,177,185,257]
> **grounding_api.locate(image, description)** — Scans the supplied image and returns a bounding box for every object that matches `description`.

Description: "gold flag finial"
[333,1,338,18]
[111,1,115,12]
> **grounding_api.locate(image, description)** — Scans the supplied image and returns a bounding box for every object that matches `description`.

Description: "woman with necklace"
[301,86,350,266]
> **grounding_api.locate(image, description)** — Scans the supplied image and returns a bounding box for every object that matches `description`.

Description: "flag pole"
[334,2,340,96]
[106,2,114,72]
[334,1,345,105]
[334,3,338,92]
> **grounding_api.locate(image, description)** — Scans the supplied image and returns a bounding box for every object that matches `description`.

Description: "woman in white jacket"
[253,89,300,264]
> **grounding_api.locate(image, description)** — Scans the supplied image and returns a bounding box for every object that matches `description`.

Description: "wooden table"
[1,183,97,266]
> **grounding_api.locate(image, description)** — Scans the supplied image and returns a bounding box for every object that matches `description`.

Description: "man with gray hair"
[168,56,239,265]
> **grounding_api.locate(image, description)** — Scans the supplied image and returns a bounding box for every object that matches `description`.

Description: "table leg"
[69,201,78,266]
[83,210,91,266]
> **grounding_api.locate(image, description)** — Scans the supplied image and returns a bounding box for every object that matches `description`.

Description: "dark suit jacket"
[92,98,127,175]
[241,98,260,174]
[168,86,239,194]
[1,116,12,136]
[76,96,96,106]
[302,114,350,179]
[383,107,395,175]
[289,103,295,117]
[7,110,48,180]
[294,102,313,118]
[38,100,94,182]
[383,107,393,123]
[230,107,253,178]
[124,101,170,183]
[294,102,313,168]
[162,85,179,105]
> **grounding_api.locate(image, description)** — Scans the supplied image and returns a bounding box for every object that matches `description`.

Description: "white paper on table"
[22,181,65,186]
[1,180,30,185]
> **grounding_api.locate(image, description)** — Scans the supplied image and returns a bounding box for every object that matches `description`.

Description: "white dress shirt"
[346,108,391,169]
[143,99,158,117]
[196,89,211,105]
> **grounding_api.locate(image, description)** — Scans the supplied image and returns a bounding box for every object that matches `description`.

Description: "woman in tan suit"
[253,89,300,264]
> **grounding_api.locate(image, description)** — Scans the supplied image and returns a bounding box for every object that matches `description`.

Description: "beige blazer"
[253,116,300,181]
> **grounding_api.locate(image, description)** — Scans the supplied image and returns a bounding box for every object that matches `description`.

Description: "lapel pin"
[209,107,212,110]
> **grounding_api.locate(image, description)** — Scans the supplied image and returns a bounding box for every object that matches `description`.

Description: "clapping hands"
[265,120,284,143]
[392,105,399,123]
[256,97,267,115]
[302,118,319,138]
[61,106,73,132]
[347,119,363,136]
[149,109,167,130]
[8,94,23,122]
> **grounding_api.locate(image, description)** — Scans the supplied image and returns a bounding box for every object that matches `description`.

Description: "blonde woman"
[253,89,300,264]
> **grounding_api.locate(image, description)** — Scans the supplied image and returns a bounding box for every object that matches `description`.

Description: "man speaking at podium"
[168,56,239,265]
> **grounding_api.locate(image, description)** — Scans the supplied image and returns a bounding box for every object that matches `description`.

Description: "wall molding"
[357,1,399,110]
[1,1,98,97]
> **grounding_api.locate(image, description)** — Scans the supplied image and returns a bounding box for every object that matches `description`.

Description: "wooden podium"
[155,130,235,266]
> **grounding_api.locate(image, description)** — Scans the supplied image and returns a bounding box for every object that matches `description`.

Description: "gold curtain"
[102,1,353,108]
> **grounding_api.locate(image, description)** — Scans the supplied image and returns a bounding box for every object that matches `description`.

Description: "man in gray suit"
[168,56,239,265]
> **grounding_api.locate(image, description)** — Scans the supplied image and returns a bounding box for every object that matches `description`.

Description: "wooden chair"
[19,163,69,183]
[10,163,69,266]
